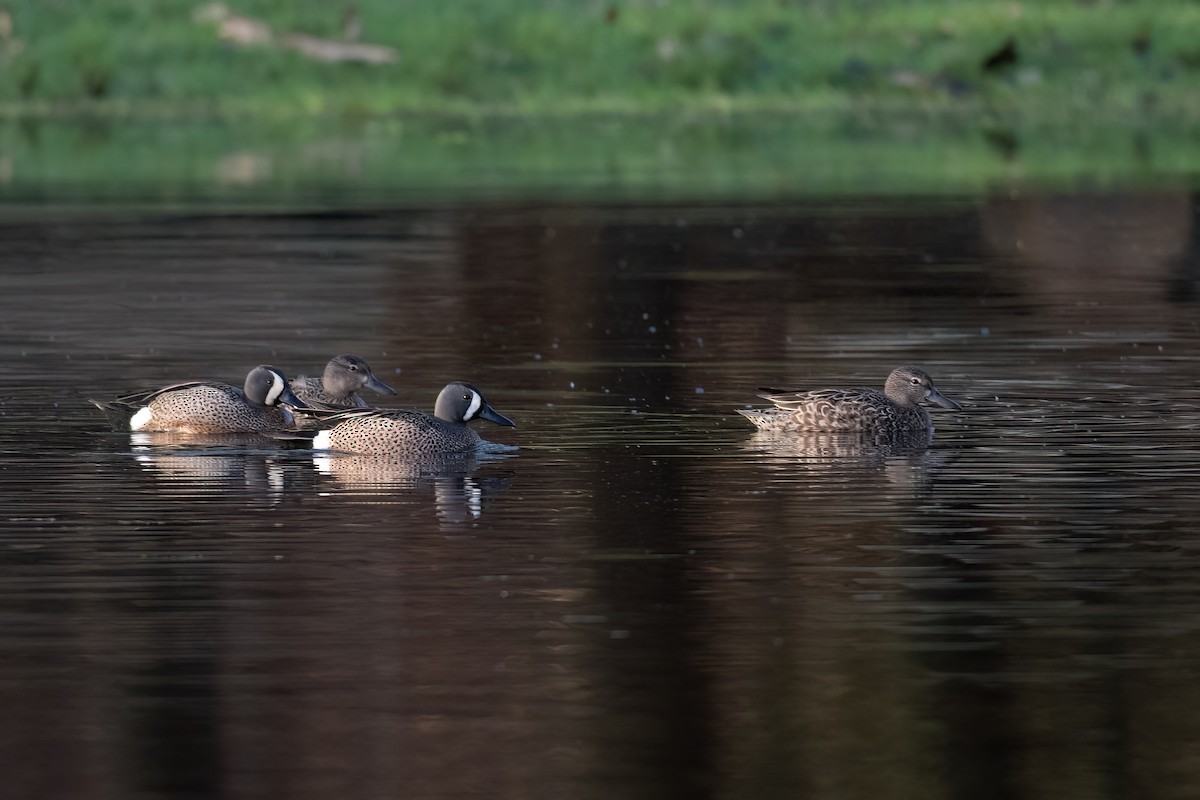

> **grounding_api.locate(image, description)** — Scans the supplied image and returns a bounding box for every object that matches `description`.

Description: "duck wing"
[292,405,429,426]
[104,380,232,409]
[756,388,870,410]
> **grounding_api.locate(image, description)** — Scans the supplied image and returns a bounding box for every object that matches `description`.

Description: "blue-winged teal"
[92,365,307,434]
[736,366,961,436]
[310,381,515,456]
[289,354,397,409]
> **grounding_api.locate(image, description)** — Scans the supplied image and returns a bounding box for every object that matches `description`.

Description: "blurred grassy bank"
[1,1,1198,204]
[1,0,1198,121]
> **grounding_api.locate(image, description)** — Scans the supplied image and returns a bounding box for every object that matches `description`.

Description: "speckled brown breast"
[140,384,293,434]
[323,410,483,456]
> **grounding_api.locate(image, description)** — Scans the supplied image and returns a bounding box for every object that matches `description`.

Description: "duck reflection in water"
[742,430,954,499]
[129,433,313,505]
[312,450,515,522]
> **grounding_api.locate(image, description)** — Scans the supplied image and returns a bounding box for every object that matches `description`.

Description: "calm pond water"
[2,192,1200,799]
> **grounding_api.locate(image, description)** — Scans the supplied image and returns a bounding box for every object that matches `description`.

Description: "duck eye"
[910,378,921,385]
[348,365,359,371]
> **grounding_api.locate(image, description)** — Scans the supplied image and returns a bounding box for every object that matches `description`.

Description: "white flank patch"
[465,391,483,420]
[130,406,153,431]
[265,371,286,406]
[313,429,332,450]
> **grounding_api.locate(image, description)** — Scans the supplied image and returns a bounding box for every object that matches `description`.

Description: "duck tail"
[89,399,134,432]
[735,407,773,430]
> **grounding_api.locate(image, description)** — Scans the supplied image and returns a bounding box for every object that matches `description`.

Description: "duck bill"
[928,387,961,411]
[479,404,516,428]
[279,385,309,409]
[365,374,397,396]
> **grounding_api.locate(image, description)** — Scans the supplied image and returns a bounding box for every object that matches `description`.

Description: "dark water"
[2,192,1200,799]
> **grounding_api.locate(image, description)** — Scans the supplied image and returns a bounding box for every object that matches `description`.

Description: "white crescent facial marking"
[313,429,332,450]
[465,390,482,421]
[265,371,285,406]
[130,406,153,431]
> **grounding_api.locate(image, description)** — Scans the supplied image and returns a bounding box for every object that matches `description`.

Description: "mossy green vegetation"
[1,0,1199,120]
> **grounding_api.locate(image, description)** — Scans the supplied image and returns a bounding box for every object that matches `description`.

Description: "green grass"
[1,0,1199,121]
[1,1,1197,204]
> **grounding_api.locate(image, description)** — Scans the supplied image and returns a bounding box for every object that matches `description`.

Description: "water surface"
[1,192,1200,799]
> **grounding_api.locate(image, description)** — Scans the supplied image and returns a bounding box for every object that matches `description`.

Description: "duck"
[289,354,396,409]
[736,366,961,436]
[307,381,515,456]
[92,365,307,434]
